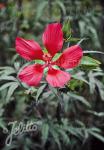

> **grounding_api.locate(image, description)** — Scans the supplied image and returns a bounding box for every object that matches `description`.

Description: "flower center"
[43,53,52,63]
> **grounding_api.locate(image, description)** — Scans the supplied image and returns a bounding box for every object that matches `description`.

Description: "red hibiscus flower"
[16,23,83,87]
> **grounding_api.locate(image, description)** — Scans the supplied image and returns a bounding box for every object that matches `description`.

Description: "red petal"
[16,37,43,61]
[42,23,63,56]
[18,64,43,86]
[46,68,71,87]
[55,45,83,69]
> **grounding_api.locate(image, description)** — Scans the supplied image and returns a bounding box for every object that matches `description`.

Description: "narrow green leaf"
[50,128,62,150]
[62,19,71,39]
[95,79,104,101]
[56,1,66,15]
[72,72,89,84]
[36,84,47,101]
[0,76,17,82]
[58,129,71,145]
[0,82,16,91]
[81,56,101,67]
[68,92,91,108]
[36,1,48,20]
[42,123,49,144]
[89,131,104,142]
[87,110,104,117]
[64,126,83,139]
[6,82,19,103]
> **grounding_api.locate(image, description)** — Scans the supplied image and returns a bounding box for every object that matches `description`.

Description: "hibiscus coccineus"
[16,23,83,87]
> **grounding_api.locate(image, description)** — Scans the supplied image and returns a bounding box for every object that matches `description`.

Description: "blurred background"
[0,0,104,150]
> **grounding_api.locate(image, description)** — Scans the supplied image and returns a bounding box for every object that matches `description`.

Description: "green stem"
[49,86,64,123]
[84,51,104,55]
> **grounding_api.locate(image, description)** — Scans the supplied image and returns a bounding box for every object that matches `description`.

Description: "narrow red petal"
[16,37,43,61]
[18,64,43,86]
[42,23,63,56]
[46,68,71,87]
[55,45,83,69]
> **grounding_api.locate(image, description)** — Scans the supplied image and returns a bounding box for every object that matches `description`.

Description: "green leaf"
[72,71,89,84]
[56,1,66,15]
[68,79,83,90]
[6,82,19,103]
[0,76,17,82]
[62,19,71,39]
[88,71,96,94]
[78,20,86,37]
[50,127,62,150]
[81,56,101,68]
[68,92,91,108]
[36,84,47,101]
[90,127,101,133]
[42,123,49,144]
[36,1,48,20]
[87,110,104,117]
[58,129,71,145]
[66,37,81,42]
[0,118,6,130]
[0,67,15,75]
[63,126,83,139]
[89,131,104,142]
[95,79,104,101]
[0,82,16,91]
